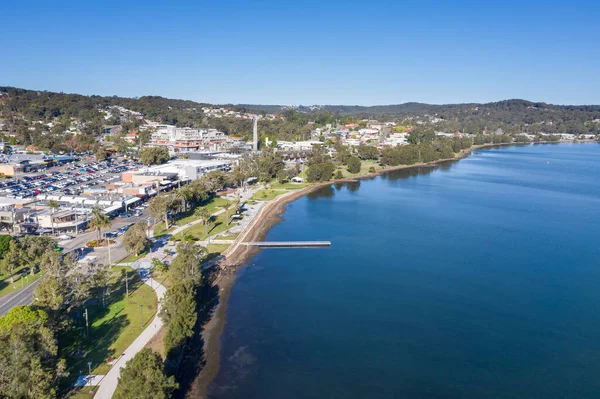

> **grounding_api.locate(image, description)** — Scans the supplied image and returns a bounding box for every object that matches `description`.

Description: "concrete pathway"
[93,272,166,399]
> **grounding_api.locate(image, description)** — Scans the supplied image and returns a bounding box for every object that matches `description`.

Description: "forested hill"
[1,86,600,135]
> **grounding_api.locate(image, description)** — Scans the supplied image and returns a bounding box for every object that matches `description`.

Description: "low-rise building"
[124,159,232,183]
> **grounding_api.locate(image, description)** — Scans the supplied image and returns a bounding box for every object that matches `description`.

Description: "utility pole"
[107,232,112,267]
[84,308,89,338]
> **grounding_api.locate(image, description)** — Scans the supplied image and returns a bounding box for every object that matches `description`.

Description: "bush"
[346,156,361,174]
[368,166,376,173]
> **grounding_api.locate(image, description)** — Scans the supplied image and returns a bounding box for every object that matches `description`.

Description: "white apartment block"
[151,125,227,153]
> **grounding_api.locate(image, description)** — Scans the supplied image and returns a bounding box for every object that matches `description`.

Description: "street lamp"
[87,361,92,393]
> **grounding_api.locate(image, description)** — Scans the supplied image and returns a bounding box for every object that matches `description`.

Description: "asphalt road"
[0,278,41,316]
[0,209,152,316]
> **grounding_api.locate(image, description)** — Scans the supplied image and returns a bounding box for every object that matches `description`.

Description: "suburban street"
[0,209,151,316]
[0,278,41,316]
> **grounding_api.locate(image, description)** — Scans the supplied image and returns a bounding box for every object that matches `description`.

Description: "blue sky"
[2,0,599,105]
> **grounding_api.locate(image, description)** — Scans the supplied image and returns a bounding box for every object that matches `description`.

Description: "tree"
[47,199,59,236]
[140,147,170,165]
[152,257,167,272]
[123,222,150,256]
[174,185,193,213]
[0,306,66,398]
[113,348,177,399]
[335,170,343,179]
[168,241,205,285]
[357,144,379,160]
[194,207,212,236]
[149,193,173,230]
[346,156,361,174]
[160,280,198,359]
[0,235,11,258]
[94,147,109,161]
[306,162,335,182]
[88,206,111,242]
[0,240,23,283]
[34,252,80,315]
[220,203,232,225]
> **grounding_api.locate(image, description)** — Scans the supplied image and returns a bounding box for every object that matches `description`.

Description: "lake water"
[208,143,600,399]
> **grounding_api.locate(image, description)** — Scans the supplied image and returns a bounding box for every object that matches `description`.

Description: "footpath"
[93,272,166,399]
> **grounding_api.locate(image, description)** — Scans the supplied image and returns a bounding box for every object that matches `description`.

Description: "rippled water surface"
[208,143,600,399]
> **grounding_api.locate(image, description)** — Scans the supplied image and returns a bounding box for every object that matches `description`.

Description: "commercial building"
[124,159,232,183]
[36,209,88,234]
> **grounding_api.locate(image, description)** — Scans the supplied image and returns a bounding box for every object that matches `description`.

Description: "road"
[0,278,41,316]
[0,209,151,316]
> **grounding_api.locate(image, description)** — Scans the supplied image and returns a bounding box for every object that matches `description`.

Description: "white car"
[57,234,74,240]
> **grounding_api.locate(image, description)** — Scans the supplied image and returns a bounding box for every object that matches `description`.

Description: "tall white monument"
[252,116,258,152]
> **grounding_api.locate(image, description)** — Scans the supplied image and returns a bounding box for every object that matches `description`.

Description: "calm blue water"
[208,143,600,399]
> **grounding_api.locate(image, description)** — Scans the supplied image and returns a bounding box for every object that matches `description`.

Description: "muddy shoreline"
[185,140,582,398]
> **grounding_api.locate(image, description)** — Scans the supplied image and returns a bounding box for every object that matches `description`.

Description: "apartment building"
[151,125,227,152]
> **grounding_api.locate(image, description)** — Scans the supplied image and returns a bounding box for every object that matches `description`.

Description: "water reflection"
[384,161,457,181]
[307,185,335,200]
[346,180,361,193]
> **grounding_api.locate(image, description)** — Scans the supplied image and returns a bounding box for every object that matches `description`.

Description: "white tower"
[252,116,258,152]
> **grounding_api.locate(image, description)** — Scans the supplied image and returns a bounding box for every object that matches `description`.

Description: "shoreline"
[186,140,594,398]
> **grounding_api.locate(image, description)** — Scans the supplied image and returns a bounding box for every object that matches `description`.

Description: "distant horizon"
[3,85,599,108]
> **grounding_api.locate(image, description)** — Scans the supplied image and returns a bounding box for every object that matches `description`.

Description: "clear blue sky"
[2,0,599,105]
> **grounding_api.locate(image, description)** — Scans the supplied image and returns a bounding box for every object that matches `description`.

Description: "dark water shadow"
[307,185,335,200]
[172,266,221,398]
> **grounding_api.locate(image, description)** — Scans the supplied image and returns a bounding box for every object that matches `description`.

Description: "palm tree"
[89,206,111,242]
[194,207,212,236]
[174,186,193,213]
[220,203,232,225]
[47,199,59,235]
[233,193,242,214]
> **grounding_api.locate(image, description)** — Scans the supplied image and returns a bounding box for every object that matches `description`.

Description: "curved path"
[93,272,166,399]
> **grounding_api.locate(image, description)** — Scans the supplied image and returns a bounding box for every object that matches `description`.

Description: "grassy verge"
[116,248,149,264]
[269,182,308,190]
[250,189,287,202]
[335,160,382,178]
[62,266,158,387]
[153,197,233,238]
[0,270,42,298]
[206,244,230,256]
[175,213,232,241]
[217,232,240,240]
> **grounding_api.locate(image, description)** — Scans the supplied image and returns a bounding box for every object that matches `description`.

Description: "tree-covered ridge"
[2,87,600,137]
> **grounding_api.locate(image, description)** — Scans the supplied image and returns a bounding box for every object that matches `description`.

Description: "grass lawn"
[206,244,230,255]
[0,270,42,298]
[153,197,233,238]
[176,213,232,241]
[63,266,158,385]
[269,182,308,190]
[335,160,381,178]
[250,189,287,202]
[218,232,240,240]
[116,248,149,264]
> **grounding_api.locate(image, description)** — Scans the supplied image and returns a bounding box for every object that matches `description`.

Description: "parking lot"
[0,158,141,199]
